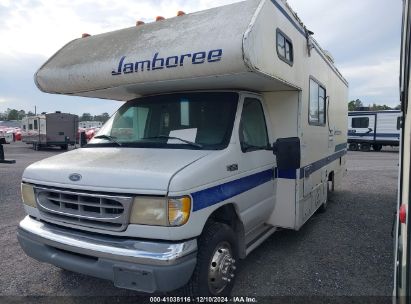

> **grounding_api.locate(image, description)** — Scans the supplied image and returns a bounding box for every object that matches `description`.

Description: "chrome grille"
[35,187,133,231]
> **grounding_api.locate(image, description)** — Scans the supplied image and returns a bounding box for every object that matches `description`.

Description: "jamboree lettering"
[112,49,223,76]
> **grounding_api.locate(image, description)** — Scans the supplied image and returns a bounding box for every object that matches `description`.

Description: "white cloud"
[0,0,242,58]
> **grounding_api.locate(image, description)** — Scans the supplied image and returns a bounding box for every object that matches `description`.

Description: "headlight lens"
[129,196,191,226]
[21,183,36,208]
[168,196,191,226]
[129,197,168,226]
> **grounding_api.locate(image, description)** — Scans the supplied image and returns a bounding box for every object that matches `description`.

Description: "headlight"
[21,183,36,208]
[129,196,191,226]
[129,197,168,226]
[168,196,191,226]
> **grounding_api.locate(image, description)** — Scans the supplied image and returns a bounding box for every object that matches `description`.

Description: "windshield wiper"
[143,136,203,148]
[93,135,122,147]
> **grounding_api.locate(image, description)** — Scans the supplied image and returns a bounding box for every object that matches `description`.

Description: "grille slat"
[35,187,133,232]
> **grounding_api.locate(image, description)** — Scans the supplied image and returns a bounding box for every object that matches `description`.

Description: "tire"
[372,144,382,152]
[360,143,371,152]
[348,143,358,151]
[182,221,238,296]
[61,144,68,150]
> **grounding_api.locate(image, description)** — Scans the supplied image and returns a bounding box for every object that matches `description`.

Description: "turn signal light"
[400,204,407,224]
[177,11,186,16]
[156,16,165,21]
[136,20,145,26]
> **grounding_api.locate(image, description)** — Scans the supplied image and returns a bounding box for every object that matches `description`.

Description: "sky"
[0,0,403,116]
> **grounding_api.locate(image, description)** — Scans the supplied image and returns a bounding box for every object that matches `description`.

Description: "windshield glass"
[88,92,239,150]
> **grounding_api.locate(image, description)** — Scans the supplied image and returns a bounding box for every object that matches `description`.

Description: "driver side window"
[239,98,269,152]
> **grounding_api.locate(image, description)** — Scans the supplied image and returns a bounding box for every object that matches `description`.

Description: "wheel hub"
[208,242,236,294]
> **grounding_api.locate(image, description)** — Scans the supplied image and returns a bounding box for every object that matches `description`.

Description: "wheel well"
[205,204,246,259]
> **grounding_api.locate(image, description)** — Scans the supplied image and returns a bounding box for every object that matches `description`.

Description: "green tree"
[7,109,19,120]
[348,99,363,111]
[80,113,93,121]
[370,104,392,111]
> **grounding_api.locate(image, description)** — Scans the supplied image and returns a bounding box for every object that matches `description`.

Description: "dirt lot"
[0,142,399,301]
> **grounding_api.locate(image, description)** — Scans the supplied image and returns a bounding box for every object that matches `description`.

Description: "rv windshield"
[88,92,239,150]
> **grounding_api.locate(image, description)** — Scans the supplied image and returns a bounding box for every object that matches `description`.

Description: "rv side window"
[239,98,269,152]
[29,124,33,130]
[352,117,369,128]
[276,29,293,65]
[33,120,38,130]
[309,78,326,126]
[397,116,402,130]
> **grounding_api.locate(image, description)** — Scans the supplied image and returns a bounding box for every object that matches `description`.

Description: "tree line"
[0,109,110,123]
[348,99,401,111]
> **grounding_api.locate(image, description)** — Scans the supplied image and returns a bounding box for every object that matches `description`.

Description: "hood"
[23,148,211,194]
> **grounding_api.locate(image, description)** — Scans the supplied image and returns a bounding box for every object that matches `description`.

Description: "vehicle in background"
[21,112,79,150]
[17,0,348,296]
[0,129,14,143]
[79,121,103,129]
[348,110,401,152]
[394,0,410,302]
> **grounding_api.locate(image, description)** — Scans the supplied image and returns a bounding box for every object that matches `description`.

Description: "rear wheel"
[372,144,383,152]
[183,222,238,296]
[360,143,371,152]
[61,144,68,150]
[348,143,358,151]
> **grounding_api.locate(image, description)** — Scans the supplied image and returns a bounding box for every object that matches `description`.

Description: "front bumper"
[17,216,197,293]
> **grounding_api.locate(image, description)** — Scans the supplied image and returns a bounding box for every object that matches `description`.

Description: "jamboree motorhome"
[394,0,410,302]
[348,110,401,152]
[17,0,348,296]
[21,112,79,150]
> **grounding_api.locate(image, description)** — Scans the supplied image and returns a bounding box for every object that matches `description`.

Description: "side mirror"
[273,137,301,170]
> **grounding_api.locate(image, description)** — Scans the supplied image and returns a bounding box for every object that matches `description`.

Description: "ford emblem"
[69,173,82,182]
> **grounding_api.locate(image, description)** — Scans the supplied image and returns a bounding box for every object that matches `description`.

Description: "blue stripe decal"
[300,149,347,179]
[192,169,275,211]
[270,0,306,36]
[276,168,297,179]
[335,142,347,152]
[191,150,347,211]
[348,133,399,138]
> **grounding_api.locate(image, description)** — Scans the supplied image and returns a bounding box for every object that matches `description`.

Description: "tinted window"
[352,117,369,128]
[309,78,326,126]
[277,29,293,65]
[239,98,269,152]
[89,92,239,150]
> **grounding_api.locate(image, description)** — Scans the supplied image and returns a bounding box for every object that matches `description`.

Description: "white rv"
[348,110,401,152]
[21,112,79,150]
[18,0,348,296]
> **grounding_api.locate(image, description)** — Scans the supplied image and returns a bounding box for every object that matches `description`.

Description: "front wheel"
[183,222,238,296]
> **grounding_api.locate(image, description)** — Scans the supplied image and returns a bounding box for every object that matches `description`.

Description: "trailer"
[21,112,79,150]
[348,110,402,152]
[18,0,348,296]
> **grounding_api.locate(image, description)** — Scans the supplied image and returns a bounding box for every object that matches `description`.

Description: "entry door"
[236,95,276,231]
[348,114,376,142]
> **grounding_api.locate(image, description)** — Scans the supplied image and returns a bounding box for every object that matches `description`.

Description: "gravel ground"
[0,142,399,302]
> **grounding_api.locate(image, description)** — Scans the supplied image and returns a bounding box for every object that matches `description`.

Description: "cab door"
[235,94,276,232]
